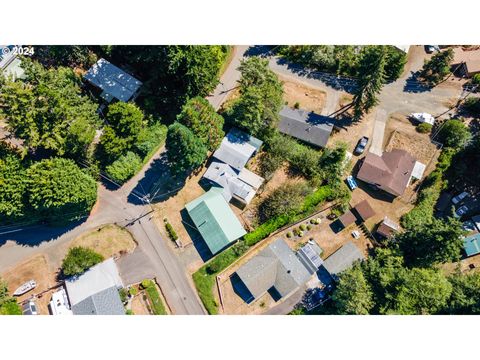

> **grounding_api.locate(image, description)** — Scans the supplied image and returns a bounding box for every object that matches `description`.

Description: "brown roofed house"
[353,200,376,222]
[356,149,416,197]
[452,47,480,78]
[339,210,357,228]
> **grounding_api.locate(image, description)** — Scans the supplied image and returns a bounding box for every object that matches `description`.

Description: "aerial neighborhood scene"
[2,44,480,316]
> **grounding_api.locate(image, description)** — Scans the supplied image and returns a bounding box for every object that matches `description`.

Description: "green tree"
[383,46,407,81]
[177,96,225,150]
[446,271,480,314]
[0,60,99,158]
[398,217,464,267]
[387,268,452,315]
[105,151,142,184]
[61,246,104,276]
[165,123,207,175]
[352,46,387,120]
[134,123,168,157]
[26,158,97,222]
[419,49,454,85]
[35,45,97,68]
[105,102,145,139]
[258,182,311,223]
[227,57,283,139]
[0,144,27,221]
[318,143,347,183]
[332,263,374,314]
[437,119,471,149]
[97,126,130,164]
[0,277,22,315]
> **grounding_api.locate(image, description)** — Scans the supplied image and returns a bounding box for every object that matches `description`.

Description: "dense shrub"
[141,279,155,289]
[105,152,143,184]
[61,247,104,276]
[165,222,178,241]
[134,123,168,157]
[437,119,471,149]
[416,123,432,133]
[463,97,480,116]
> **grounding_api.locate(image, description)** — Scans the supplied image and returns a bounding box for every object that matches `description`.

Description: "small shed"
[353,200,376,222]
[339,210,357,228]
[377,217,400,238]
[464,233,480,257]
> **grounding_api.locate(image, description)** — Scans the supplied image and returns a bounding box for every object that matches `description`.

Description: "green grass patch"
[142,280,167,315]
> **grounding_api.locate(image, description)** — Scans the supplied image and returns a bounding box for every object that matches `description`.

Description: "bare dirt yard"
[69,224,137,259]
[278,74,326,113]
[1,254,57,315]
[130,293,150,315]
[217,205,373,315]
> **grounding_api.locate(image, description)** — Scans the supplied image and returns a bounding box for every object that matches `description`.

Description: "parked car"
[452,191,469,205]
[354,136,369,155]
[425,45,440,54]
[22,299,38,315]
[462,220,477,232]
[455,205,469,218]
[346,175,358,191]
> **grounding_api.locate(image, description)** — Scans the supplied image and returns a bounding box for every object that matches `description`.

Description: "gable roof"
[185,187,246,254]
[322,242,364,277]
[212,128,262,170]
[377,216,400,238]
[236,239,311,300]
[339,210,357,228]
[452,47,480,75]
[65,258,124,315]
[278,106,334,148]
[297,242,323,274]
[356,149,416,196]
[71,286,125,315]
[84,58,142,102]
[464,233,480,257]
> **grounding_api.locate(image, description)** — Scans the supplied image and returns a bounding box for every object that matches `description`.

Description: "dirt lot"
[130,293,150,315]
[278,74,326,113]
[217,205,373,315]
[1,254,58,315]
[327,109,376,152]
[384,113,441,166]
[69,224,137,259]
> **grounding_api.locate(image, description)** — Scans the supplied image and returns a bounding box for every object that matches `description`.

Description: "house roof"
[71,286,125,315]
[377,216,400,238]
[452,47,480,74]
[353,200,376,222]
[339,210,357,228]
[297,242,323,274]
[236,239,311,299]
[322,242,364,277]
[185,187,246,254]
[356,149,416,196]
[464,233,480,257]
[65,258,124,315]
[84,58,142,102]
[278,106,333,148]
[212,128,262,170]
[202,161,263,205]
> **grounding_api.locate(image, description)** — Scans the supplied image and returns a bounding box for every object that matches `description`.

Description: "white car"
[452,192,469,205]
[410,113,435,125]
[455,205,469,218]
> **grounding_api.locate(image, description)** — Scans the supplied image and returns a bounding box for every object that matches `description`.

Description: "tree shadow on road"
[403,71,433,93]
[0,217,87,248]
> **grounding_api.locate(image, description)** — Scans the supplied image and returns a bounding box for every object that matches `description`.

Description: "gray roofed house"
[84,58,142,102]
[212,128,263,170]
[65,258,125,315]
[235,239,312,301]
[71,286,125,315]
[322,241,364,279]
[279,106,334,148]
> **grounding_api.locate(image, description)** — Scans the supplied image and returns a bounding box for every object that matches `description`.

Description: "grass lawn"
[70,224,136,259]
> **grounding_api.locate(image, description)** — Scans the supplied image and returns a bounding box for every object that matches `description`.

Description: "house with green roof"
[463,233,480,257]
[185,187,246,255]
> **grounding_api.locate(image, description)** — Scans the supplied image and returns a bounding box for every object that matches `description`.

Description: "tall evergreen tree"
[165,123,207,175]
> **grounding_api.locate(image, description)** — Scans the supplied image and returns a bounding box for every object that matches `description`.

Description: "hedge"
[165,222,178,241]
[244,185,334,246]
[145,283,167,315]
[105,151,142,184]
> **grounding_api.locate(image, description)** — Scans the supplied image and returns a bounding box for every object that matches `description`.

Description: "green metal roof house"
[463,233,480,257]
[185,187,246,255]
